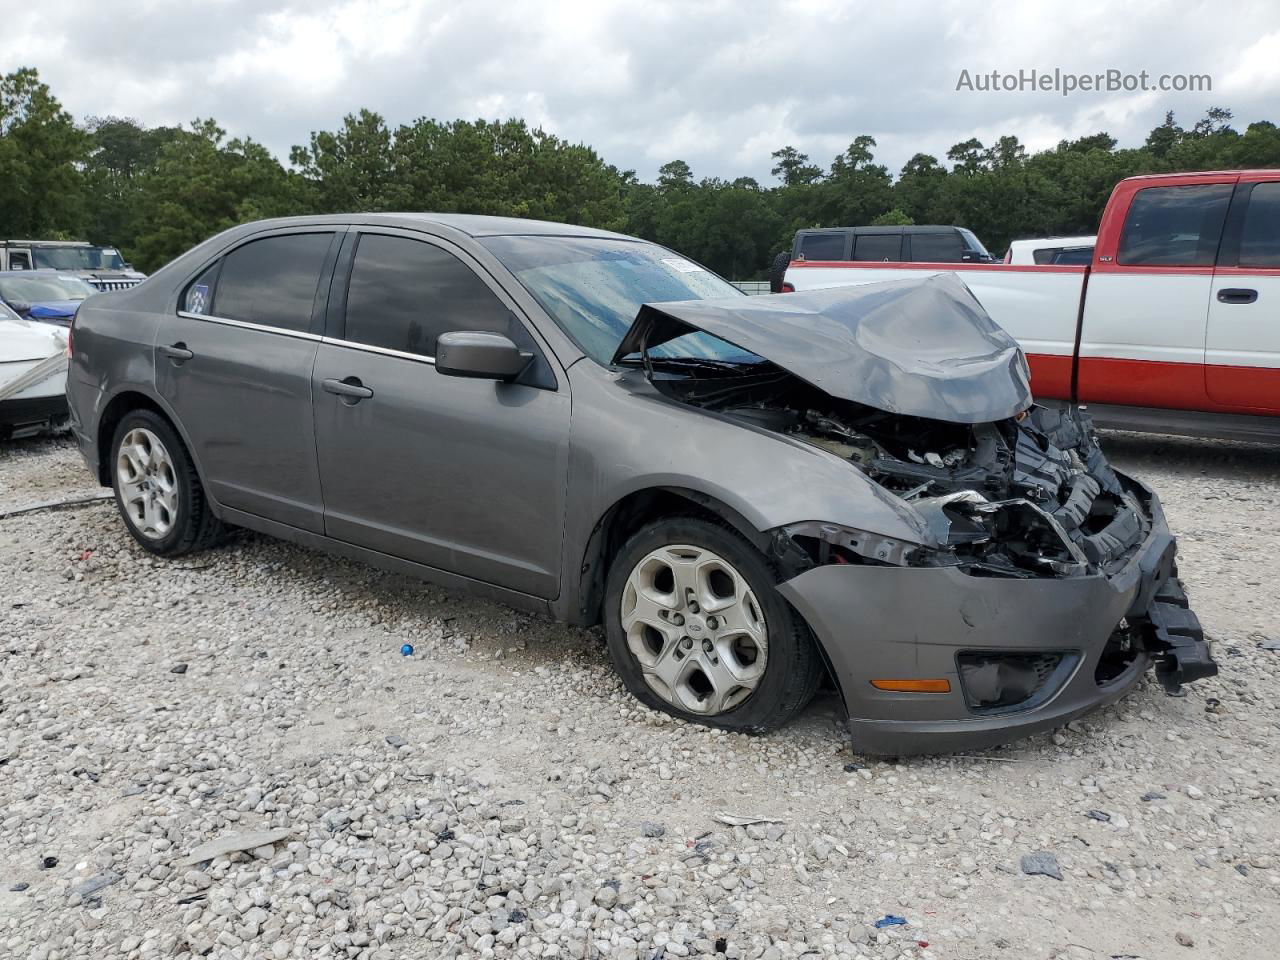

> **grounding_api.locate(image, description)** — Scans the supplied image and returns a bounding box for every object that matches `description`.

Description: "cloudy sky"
[9,0,1280,182]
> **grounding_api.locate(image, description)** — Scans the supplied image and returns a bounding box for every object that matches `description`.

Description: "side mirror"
[435,330,532,382]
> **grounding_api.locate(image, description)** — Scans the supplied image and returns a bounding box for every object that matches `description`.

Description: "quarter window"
[1117,184,1232,267]
[183,263,219,314]
[214,233,333,332]
[1237,182,1280,269]
[343,234,511,356]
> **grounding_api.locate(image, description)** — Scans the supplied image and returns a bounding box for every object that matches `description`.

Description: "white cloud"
[11,0,1280,181]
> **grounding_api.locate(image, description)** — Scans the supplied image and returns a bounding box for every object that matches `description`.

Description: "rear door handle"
[322,377,374,402]
[1217,288,1258,304]
[158,343,194,363]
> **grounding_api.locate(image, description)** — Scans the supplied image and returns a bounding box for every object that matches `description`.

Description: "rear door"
[1205,175,1280,413]
[156,228,339,533]
[1076,177,1234,410]
[311,229,570,599]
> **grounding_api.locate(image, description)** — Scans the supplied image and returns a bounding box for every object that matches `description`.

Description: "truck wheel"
[111,409,223,556]
[604,517,823,733]
[768,250,792,293]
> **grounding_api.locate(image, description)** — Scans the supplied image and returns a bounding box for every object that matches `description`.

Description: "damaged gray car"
[65,215,1217,754]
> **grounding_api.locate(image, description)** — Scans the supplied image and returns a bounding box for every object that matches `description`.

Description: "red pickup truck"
[782,171,1280,441]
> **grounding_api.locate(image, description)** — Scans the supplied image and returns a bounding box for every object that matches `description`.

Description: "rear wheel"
[604,517,823,732]
[111,409,223,556]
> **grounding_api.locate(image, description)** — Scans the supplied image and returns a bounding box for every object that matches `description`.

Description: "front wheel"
[604,517,824,733]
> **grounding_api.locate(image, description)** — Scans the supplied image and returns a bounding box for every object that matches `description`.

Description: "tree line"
[3,67,1279,278]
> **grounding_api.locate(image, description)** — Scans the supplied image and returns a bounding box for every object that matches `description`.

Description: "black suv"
[793,225,996,264]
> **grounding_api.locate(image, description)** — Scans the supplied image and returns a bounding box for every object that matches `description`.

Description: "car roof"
[215,213,635,241]
[796,225,967,236]
[1008,236,1096,248]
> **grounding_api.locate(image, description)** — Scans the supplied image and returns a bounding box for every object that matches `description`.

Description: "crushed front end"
[764,403,1217,754]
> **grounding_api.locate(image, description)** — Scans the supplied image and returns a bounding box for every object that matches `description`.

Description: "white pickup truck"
[783,171,1280,441]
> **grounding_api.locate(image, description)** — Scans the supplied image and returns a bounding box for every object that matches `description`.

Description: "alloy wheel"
[116,427,179,540]
[620,544,768,715]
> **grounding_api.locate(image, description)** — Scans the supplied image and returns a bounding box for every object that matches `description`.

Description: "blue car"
[0,269,98,326]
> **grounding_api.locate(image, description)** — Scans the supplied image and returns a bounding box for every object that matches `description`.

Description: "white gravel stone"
[1,432,1278,959]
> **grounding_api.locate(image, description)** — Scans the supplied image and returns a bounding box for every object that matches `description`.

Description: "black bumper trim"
[1138,577,1218,694]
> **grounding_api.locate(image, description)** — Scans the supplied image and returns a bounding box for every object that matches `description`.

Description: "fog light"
[957,652,1063,710]
[870,678,951,693]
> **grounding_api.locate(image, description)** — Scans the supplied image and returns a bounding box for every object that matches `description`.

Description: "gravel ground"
[1,432,1277,960]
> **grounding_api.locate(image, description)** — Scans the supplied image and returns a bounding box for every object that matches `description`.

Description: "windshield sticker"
[660,257,705,274]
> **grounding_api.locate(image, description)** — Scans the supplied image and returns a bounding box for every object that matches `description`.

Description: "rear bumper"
[777,483,1216,755]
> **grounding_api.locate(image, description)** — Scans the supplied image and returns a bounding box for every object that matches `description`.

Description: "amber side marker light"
[871,679,951,693]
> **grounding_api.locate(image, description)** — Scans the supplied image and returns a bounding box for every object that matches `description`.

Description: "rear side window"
[910,232,966,262]
[1117,184,1232,267]
[214,233,333,332]
[343,234,511,356]
[798,233,846,261]
[853,234,901,261]
[1237,182,1280,269]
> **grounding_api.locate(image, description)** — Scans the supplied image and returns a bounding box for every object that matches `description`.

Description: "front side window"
[1117,183,1233,267]
[1237,182,1280,269]
[214,233,333,332]
[798,233,846,261]
[343,234,511,356]
[911,232,966,262]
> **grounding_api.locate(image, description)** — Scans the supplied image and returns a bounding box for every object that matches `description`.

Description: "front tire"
[604,517,823,733]
[111,409,223,556]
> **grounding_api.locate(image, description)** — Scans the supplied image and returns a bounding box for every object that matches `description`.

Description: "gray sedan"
[65,215,1216,754]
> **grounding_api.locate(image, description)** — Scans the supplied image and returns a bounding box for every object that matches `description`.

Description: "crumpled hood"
[612,274,1033,424]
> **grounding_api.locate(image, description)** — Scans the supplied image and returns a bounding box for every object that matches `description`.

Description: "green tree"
[770,146,822,186]
[0,67,88,237]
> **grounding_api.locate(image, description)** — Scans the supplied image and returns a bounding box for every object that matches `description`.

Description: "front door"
[311,230,570,599]
[155,229,338,533]
[1206,176,1280,414]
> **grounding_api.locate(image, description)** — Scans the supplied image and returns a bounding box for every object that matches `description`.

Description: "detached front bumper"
[777,482,1217,755]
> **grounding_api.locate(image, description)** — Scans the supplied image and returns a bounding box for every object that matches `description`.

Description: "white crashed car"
[0,300,70,440]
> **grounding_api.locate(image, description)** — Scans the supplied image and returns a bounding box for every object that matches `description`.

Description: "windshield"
[481,235,760,366]
[0,273,96,302]
[30,246,125,270]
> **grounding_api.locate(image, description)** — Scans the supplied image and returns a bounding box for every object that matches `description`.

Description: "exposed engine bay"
[649,363,1149,579]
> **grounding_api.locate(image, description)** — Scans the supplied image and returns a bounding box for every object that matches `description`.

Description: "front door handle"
[1217,288,1258,304]
[158,342,194,363]
[322,377,374,403]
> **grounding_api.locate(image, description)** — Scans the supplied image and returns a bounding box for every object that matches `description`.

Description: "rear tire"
[604,517,823,733]
[111,409,223,556]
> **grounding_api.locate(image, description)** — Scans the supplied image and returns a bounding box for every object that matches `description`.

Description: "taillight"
[781,282,795,293]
